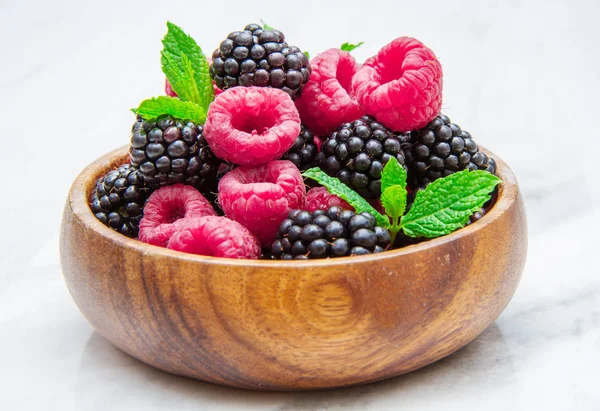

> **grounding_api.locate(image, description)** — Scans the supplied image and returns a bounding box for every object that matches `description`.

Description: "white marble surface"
[1,0,599,409]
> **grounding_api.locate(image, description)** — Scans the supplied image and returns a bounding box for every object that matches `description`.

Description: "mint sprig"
[132,96,206,123]
[340,42,364,52]
[161,21,213,111]
[302,168,389,227]
[303,161,501,247]
[400,170,501,238]
[379,157,408,242]
[381,156,407,193]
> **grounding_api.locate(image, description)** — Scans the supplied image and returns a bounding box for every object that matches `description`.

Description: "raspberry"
[295,49,365,136]
[204,87,301,165]
[167,216,261,259]
[305,187,352,212]
[218,160,306,244]
[352,37,443,132]
[139,184,216,246]
[314,136,323,152]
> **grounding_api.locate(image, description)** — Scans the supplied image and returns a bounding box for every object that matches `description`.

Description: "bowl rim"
[67,145,519,268]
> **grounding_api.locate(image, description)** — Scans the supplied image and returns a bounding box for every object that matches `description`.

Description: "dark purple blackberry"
[404,114,497,189]
[269,207,391,260]
[210,23,311,99]
[90,164,150,237]
[315,116,407,199]
[129,115,220,190]
[281,125,318,171]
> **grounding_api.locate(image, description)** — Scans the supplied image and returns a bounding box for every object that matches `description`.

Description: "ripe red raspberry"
[139,184,216,246]
[294,49,365,136]
[168,216,261,259]
[305,187,353,212]
[204,87,301,165]
[218,160,305,244]
[352,37,443,132]
[314,136,323,152]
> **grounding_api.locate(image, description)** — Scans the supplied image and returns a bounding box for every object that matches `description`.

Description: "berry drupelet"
[129,115,220,190]
[316,116,407,199]
[90,164,150,237]
[403,114,497,189]
[281,125,319,171]
[210,23,311,99]
[270,206,391,259]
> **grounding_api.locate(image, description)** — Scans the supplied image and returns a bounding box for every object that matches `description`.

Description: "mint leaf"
[161,22,213,112]
[261,20,276,31]
[340,42,364,52]
[381,157,407,193]
[381,184,407,244]
[400,170,501,238]
[304,51,310,60]
[302,168,389,227]
[381,185,407,220]
[132,96,206,123]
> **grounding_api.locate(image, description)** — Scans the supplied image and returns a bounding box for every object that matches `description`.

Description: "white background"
[1,0,599,409]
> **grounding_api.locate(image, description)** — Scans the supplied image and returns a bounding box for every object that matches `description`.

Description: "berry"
[218,160,306,245]
[167,216,261,259]
[165,78,177,97]
[352,37,443,132]
[294,49,365,136]
[129,115,220,190]
[138,184,216,246]
[305,186,352,212]
[403,114,497,189]
[90,164,150,237]
[271,207,390,259]
[204,87,301,165]
[316,115,407,198]
[281,125,319,171]
[210,23,311,99]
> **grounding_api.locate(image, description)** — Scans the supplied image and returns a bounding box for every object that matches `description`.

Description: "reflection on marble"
[1,0,600,409]
[74,326,512,411]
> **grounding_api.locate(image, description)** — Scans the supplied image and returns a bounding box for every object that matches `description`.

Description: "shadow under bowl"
[60,146,527,391]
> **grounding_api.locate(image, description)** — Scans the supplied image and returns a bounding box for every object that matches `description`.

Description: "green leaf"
[381,185,407,220]
[302,168,389,227]
[132,96,206,123]
[260,19,276,31]
[381,157,407,193]
[161,21,213,112]
[340,42,364,52]
[400,170,502,238]
[304,51,310,60]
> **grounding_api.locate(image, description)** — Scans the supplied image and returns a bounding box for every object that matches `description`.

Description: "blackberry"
[281,125,318,171]
[270,207,391,260]
[90,164,150,237]
[404,114,497,189]
[129,115,220,190]
[210,23,311,99]
[316,116,407,199]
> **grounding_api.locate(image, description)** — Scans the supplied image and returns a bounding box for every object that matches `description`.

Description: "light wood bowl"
[60,146,527,391]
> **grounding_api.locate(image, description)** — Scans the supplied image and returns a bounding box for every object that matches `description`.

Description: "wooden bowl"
[60,146,527,391]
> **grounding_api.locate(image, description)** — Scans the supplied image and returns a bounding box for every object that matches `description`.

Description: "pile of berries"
[90,22,497,260]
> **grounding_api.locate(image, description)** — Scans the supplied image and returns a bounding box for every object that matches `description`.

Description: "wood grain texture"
[60,146,527,391]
